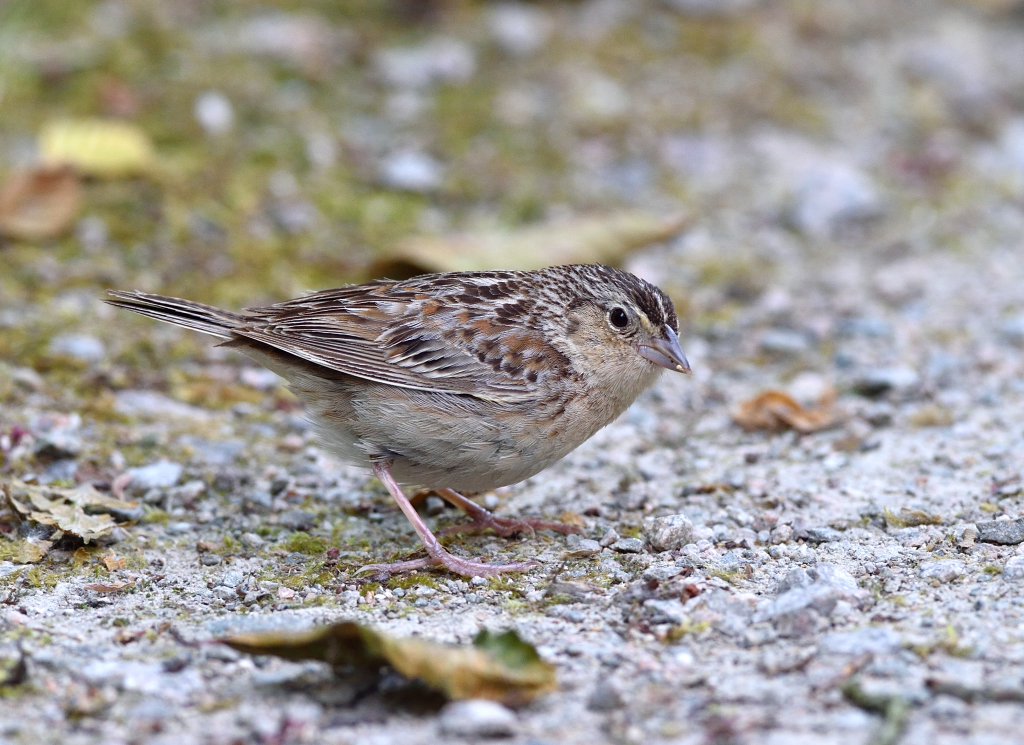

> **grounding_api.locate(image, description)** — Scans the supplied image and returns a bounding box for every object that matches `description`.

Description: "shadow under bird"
[106,263,690,577]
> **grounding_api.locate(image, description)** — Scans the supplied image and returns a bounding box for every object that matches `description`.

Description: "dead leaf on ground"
[223,622,556,706]
[102,555,127,571]
[732,389,838,434]
[0,166,81,241]
[3,481,139,543]
[379,211,688,274]
[39,119,155,178]
[83,581,132,593]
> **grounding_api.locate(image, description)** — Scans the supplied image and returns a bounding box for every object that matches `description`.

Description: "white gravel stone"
[487,3,551,56]
[379,150,444,192]
[438,699,517,738]
[919,559,966,582]
[126,460,184,491]
[1002,556,1024,580]
[194,91,234,135]
[644,514,694,552]
[48,334,105,363]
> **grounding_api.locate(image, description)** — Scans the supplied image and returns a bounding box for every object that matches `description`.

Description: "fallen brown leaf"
[557,511,586,528]
[84,582,131,593]
[0,166,81,241]
[115,628,146,644]
[103,555,127,571]
[732,389,837,434]
[380,211,688,274]
[223,622,556,706]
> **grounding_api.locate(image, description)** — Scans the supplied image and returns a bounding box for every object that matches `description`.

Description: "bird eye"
[608,307,629,329]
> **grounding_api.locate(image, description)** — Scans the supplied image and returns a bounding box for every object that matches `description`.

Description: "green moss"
[387,574,444,592]
[707,568,744,585]
[540,594,573,607]
[883,508,943,528]
[299,561,334,587]
[142,506,169,525]
[24,567,61,590]
[665,619,710,642]
[283,532,327,555]
[501,598,530,613]
[217,535,242,556]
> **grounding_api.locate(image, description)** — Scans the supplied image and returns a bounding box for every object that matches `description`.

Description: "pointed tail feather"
[105,290,246,339]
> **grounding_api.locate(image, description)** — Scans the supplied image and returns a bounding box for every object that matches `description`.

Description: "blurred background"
[2,0,1024,410]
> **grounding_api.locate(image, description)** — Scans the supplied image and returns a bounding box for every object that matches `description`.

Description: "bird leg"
[358,461,539,578]
[434,488,583,538]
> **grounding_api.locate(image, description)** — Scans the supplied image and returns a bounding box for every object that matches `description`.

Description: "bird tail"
[105,290,246,339]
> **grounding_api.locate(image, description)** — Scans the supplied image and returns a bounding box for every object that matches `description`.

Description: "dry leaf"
[557,511,586,528]
[103,555,127,571]
[115,628,146,644]
[381,211,688,274]
[39,119,155,178]
[3,481,139,543]
[223,622,556,706]
[84,582,131,593]
[0,166,81,241]
[733,389,837,433]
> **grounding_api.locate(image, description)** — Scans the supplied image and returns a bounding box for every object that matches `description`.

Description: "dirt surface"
[4,1,1024,744]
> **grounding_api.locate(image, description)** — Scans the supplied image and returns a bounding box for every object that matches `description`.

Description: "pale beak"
[638,326,691,374]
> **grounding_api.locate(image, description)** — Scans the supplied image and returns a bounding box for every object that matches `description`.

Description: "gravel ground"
[4,2,1024,744]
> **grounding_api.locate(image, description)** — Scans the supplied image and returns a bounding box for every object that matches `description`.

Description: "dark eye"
[608,307,629,329]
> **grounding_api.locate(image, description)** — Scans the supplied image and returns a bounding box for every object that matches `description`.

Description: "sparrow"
[106,264,690,577]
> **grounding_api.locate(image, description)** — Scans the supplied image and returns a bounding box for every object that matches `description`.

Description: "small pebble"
[919,560,966,583]
[126,461,184,491]
[1002,556,1024,580]
[48,334,105,363]
[644,514,694,552]
[438,699,517,738]
[195,91,234,135]
[610,537,644,554]
[977,517,1024,545]
[599,528,620,548]
[586,681,625,711]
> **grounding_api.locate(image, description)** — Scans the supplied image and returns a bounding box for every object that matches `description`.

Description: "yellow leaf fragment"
[39,119,155,178]
[0,166,81,241]
[732,389,837,434]
[383,211,688,274]
[83,582,131,593]
[223,622,556,706]
[103,555,127,571]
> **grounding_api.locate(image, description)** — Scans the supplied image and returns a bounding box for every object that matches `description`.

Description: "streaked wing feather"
[234,278,541,399]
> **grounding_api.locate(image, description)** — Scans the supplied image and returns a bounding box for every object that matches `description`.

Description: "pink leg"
[358,461,539,578]
[435,488,583,538]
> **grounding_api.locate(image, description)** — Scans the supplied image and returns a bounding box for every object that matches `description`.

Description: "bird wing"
[233,274,567,401]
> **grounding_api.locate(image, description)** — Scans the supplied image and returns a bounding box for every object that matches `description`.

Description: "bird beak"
[638,326,691,374]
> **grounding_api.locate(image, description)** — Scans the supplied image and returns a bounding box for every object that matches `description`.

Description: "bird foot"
[359,547,539,578]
